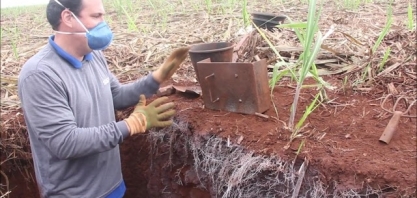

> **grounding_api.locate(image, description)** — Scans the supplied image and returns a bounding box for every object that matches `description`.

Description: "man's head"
[46,0,83,31]
[46,0,113,54]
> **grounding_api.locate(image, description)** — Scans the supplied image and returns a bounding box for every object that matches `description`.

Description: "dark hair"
[46,0,83,30]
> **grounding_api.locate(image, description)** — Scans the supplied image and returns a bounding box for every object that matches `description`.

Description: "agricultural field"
[1,0,416,197]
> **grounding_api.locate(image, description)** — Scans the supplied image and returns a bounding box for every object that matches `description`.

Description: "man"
[17,0,189,197]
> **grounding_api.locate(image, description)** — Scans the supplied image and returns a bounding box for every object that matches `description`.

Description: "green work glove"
[124,95,176,135]
[153,46,190,83]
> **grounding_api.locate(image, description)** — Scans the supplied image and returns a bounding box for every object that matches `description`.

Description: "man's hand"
[124,95,176,135]
[153,46,190,83]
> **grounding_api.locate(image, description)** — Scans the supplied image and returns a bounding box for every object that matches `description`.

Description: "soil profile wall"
[119,119,388,198]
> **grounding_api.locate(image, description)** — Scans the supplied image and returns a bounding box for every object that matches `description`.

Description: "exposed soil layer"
[4,77,416,197]
[120,122,213,198]
[1,163,39,198]
[127,77,416,197]
[120,76,416,197]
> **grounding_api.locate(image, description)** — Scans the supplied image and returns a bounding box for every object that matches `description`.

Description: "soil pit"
[119,77,416,197]
[4,78,416,198]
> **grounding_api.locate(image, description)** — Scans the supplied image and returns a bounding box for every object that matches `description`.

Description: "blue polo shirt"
[48,35,127,198]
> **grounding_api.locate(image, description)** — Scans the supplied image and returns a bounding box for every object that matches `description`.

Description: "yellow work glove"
[124,95,176,135]
[153,46,190,82]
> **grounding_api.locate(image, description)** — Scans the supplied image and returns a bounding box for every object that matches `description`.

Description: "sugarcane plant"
[251,0,335,144]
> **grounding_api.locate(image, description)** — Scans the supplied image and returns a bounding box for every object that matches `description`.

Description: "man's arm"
[109,72,160,110]
[19,71,130,160]
[95,50,160,110]
[101,46,189,110]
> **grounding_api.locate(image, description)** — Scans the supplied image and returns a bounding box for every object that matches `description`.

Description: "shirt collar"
[48,35,93,69]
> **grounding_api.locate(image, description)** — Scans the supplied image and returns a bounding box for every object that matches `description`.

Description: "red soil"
[4,77,416,198]
[151,77,416,197]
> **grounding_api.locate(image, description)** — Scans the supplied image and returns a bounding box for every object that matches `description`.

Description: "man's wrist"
[152,70,164,84]
[116,120,131,139]
[124,120,132,135]
[124,114,147,135]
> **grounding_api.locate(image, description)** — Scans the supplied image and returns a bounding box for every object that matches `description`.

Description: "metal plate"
[196,58,271,115]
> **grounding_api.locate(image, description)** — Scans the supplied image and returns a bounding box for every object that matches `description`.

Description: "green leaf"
[275,22,308,29]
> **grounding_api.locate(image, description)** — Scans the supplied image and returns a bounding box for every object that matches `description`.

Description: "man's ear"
[60,9,74,28]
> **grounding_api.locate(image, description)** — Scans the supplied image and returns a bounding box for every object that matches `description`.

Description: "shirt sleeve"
[19,71,128,160]
[96,50,161,110]
[109,72,160,110]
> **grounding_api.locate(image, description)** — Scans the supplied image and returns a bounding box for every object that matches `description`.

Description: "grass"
[379,46,391,72]
[358,0,393,85]
[407,1,415,30]
[253,0,415,147]
[259,0,335,144]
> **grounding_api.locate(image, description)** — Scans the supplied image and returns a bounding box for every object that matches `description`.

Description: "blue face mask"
[74,20,114,50]
[53,0,114,50]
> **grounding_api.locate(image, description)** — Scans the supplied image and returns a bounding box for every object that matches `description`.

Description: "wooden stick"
[254,112,269,119]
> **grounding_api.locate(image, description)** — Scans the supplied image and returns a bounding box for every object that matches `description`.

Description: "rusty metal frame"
[195,58,271,115]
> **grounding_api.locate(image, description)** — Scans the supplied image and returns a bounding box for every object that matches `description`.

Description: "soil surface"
[147,77,417,197]
[4,77,416,198]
